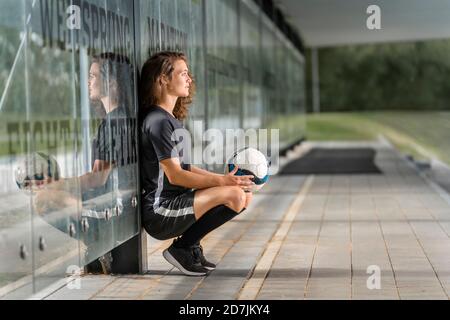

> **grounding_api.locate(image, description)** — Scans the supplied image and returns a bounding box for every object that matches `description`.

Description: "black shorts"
[142,189,197,240]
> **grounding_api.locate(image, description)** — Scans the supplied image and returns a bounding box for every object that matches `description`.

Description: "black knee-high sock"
[175,205,243,248]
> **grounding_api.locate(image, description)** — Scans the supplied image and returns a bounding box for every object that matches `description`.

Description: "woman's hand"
[221,165,255,191]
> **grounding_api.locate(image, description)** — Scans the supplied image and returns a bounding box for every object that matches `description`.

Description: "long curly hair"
[139,51,195,121]
[91,52,133,117]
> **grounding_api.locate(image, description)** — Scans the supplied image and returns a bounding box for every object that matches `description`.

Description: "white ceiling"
[276,0,450,48]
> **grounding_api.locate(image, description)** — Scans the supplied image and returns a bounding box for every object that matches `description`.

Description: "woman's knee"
[224,186,246,212]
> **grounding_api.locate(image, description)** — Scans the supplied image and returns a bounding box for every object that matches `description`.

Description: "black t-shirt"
[88,105,136,197]
[93,106,132,166]
[140,105,191,208]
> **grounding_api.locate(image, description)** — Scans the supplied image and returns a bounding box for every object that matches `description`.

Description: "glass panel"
[160,0,178,51]
[282,40,305,146]
[206,0,240,132]
[137,0,206,167]
[274,32,287,146]
[258,12,307,150]
[260,14,276,131]
[26,0,82,292]
[136,0,160,64]
[241,0,262,130]
[0,0,34,299]
[75,0,139,266]
[181,0,205,119]
[290,47,305,143]
[204,0,240,171]
[103,0,139,251]
[296,54,306,139]
[178,0,205,167]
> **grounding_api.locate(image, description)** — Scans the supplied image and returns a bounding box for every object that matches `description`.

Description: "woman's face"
[88,62,102,101]
[165,59,192,98]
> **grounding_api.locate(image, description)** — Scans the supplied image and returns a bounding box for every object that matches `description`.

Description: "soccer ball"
[225,147,270,192]
[14,152,60,191]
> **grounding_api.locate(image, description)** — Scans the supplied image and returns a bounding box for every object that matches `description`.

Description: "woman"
[139,51,254,276]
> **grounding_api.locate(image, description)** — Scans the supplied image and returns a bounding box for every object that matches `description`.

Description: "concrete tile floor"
[45,141,450,300]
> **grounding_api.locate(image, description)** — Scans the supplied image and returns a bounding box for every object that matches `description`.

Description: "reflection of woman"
[82,52,134,273]
[140,51,253,276]
[32,53,133,200]
[30,52,134,274]
[87,52,133,195]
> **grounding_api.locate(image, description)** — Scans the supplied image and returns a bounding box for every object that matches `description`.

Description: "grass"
[1,111,449,166]
[305,111,450,165]
[305,113,376,141]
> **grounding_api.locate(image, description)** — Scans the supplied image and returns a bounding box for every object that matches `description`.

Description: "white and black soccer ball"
[225,147,270,192]
[14,152,60,191]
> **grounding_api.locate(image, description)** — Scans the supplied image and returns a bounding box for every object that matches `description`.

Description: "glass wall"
[27,0,82,293]
[0,0,141,299]
[0,0,305,299]
[260,13,276,132]
[240,0,262,130]
[205,0,240,133]
[0,0,34,299]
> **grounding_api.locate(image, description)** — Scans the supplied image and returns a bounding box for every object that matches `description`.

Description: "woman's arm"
[160,158,254,190]
[42,160,112,193]
[190,165,222,177]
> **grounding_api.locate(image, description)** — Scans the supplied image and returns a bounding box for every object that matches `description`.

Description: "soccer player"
[140,51,253,276]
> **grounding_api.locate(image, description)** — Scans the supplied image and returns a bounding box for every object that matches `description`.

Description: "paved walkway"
[42,140,450,300]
